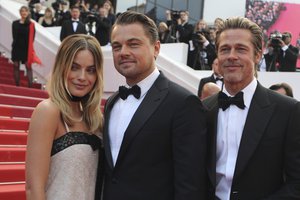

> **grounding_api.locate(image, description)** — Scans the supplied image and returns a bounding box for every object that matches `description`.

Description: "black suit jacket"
[97,73,208,200]
[264,45,299,72]
[278,44,299,72]
[95,17,111,46]
[203,82,300,200]
[198,74,217,98]
[176,22,194,44]
[60,20,87,41]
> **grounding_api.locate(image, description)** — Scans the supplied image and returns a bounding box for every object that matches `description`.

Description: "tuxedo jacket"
[197,74,217,98]
[97,73,208,200]
[278,44,299,72]
[60,20,87,41]
[203,82,300,200]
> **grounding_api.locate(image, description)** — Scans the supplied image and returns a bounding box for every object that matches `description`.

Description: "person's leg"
[25,62,33,88]
[13,61,20,86]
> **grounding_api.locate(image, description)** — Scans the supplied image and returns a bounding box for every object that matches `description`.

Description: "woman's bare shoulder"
[32,98,60,119]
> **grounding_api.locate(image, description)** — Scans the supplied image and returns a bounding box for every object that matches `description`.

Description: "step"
[0,132,27,145]
[0,146,26,162]
[0,163,25,182]
[0,105,34,119]
[0,118,29,131]
[0,183,25,200]
[0,63,13,68]
[0,84,48,98]
[0,56,9,62]
[0,70,26,78]
[0,94,43,108]
[0,62,13,67]
[0,78,41,89]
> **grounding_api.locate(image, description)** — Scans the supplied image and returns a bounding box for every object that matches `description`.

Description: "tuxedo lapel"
[114,74,169,168]
[204,94,219,188]
[103,93,119,169]
[233,83,275,180]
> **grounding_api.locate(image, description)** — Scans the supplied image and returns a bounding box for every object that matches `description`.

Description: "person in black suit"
[94,6,111,46]
[264,31,299,72]
[166,10,194,68]
[60,6,87,41]
[198,58,223,98]
[203,16,300,200]
[190,20,217,70]
[95,10,207,200]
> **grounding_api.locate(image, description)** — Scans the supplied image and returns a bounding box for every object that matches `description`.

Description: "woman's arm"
[25,99,60,200]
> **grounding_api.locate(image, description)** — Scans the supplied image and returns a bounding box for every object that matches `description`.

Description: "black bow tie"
[218,91,245,111]
[119,85,141,100]
[215,77,223,81]
[72,20,79,23]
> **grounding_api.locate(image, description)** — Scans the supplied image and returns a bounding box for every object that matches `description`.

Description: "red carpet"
[0,164,25,182]
[0,184,26,200]
[0,55,46,199]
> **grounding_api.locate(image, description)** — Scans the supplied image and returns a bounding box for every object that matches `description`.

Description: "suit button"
[231,191,238,200]
[112,177,118,184]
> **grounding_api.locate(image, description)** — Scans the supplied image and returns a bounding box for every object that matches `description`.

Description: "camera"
[269,32,288,49]
[86,11,98,22]
[170,10,181,20]
[193,29,211,44]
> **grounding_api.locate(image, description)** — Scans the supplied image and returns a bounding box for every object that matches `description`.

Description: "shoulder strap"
[63,120,70,132]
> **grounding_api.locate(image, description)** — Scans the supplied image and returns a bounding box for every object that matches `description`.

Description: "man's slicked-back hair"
[215,16,263,56]
[112,10,159,44]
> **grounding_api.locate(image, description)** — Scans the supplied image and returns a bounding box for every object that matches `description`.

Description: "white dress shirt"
[72,18,79,32]
[108,68,160,166]
[215,78,257,200]
[213,74,224,89]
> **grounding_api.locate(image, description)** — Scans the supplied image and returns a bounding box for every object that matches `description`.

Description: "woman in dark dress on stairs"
[11,6,34,87]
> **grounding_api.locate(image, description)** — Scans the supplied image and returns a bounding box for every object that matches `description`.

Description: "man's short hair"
[112,10,159,44]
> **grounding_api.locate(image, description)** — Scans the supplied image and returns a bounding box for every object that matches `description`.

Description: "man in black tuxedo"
[203,17,300,200]
[96,10,207,200]
[264,31,299,72]
[60,6,87,41]
[198,58,223,98]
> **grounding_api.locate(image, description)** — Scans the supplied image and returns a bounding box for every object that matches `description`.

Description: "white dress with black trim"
[45,121,102,200]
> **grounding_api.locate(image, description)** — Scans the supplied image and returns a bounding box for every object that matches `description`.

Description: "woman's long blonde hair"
[48,34,104,133]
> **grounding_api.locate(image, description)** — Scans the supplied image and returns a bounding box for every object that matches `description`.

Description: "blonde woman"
[26,34,104,200]
[38,7,56,27]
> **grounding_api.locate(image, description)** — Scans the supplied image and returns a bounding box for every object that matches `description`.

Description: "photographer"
[264,31,299,71]
[52,0,70,26]
[190,20,217,70]
[94,6,111,46]
[166,10,194,67]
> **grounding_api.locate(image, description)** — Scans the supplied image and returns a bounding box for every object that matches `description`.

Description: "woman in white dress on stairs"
[25,34,104,200]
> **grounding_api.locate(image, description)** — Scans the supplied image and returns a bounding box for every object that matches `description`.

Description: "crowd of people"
[22,0,300,73]
[27,0,116,46]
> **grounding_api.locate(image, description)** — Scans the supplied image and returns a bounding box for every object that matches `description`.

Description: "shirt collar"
[223,78,257,109]
[126,68,160,99]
